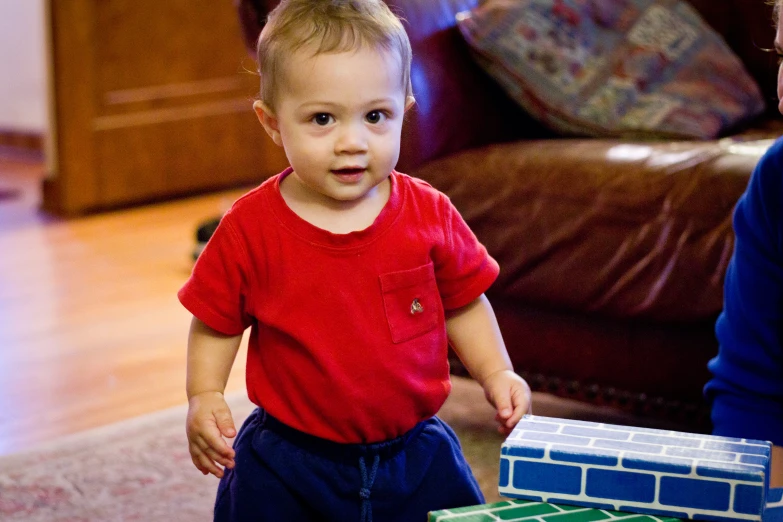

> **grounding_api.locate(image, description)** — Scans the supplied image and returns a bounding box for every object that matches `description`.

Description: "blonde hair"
[256,0,412,109]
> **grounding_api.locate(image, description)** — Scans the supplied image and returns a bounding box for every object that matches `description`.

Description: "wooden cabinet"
[44,1,287,215]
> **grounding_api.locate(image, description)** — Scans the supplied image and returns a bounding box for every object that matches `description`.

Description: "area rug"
[0,377,507,521]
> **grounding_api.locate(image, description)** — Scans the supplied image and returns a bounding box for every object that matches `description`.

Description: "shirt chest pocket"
[379,263,443,344]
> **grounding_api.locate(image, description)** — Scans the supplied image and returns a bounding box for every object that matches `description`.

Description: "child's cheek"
[306,126,332,139]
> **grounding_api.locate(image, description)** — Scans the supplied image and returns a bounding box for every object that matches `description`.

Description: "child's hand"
[186,391,237,478]
[481,370,532,436]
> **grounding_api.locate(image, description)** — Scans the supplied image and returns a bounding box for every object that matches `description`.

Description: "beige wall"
[0,0,48,133]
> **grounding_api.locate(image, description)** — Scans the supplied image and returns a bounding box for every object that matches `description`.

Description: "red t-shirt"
[178,169,499,443]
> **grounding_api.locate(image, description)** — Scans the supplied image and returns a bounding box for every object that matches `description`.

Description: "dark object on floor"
[193,215,221,261]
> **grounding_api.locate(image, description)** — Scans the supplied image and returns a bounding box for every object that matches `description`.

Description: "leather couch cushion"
[412,138,770,321]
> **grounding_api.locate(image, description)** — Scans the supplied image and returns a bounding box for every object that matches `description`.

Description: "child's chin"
[328,191,367,202]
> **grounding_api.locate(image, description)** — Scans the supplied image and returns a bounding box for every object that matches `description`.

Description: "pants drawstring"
[359,454,380,522]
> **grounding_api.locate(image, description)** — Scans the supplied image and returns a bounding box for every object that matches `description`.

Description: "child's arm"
[446,294,531,435]
[185,316,243,478]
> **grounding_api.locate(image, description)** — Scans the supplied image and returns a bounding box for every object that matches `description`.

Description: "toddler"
[179,0,532,520]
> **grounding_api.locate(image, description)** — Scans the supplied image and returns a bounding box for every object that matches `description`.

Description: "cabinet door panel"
[45,0,286,215]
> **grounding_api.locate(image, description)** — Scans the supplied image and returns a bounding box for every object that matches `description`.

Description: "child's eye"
[312,113,333,126]
[366,110,387,124]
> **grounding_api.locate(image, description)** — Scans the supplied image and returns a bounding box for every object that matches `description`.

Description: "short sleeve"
[177,213,253,335]
[433,194,500,310]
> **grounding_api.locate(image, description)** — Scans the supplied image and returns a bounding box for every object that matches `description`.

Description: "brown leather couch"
[235,0,783,432]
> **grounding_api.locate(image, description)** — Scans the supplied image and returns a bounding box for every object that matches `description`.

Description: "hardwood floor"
[0,150,250,455]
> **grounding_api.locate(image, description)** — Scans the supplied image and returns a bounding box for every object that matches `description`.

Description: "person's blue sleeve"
[704,138,783,445]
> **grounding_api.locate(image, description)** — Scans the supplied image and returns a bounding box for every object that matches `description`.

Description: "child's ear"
[404,96,416,113]
[253,100,283,146]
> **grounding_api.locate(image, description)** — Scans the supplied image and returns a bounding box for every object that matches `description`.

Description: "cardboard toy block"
[766,489,783,522]
[500,415,773,522]
[429,498,685,522]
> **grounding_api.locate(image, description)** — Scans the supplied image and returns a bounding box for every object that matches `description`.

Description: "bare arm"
[773,445,783,488]
[446,294,531,434]
[185,317,243,478]
[186,316,243,399]
[446,294,514,383]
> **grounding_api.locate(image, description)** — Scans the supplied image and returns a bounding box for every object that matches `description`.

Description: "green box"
[429,499,686,522]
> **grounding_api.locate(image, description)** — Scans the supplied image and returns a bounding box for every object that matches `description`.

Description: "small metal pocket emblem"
[410,298,424,315]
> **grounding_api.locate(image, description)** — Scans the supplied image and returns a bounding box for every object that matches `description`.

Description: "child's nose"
[335,122,368,154]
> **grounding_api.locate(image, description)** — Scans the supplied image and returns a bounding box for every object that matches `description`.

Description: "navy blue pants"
[213,408,484,522]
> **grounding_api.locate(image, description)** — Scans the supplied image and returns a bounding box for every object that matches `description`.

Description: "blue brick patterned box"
[766,489,783,522]
[499,415,773,522]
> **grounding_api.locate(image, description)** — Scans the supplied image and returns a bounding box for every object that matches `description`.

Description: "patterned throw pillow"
[456,0,765,139]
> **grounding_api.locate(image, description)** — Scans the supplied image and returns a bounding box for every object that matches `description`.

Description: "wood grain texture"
[0,153,250,456]
[44,0,287,215]
[46,0,99,213]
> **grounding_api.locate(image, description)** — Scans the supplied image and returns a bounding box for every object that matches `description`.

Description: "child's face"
[254,45,414,205]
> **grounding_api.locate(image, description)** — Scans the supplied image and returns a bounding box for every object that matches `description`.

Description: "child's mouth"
[331,167,366,181]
